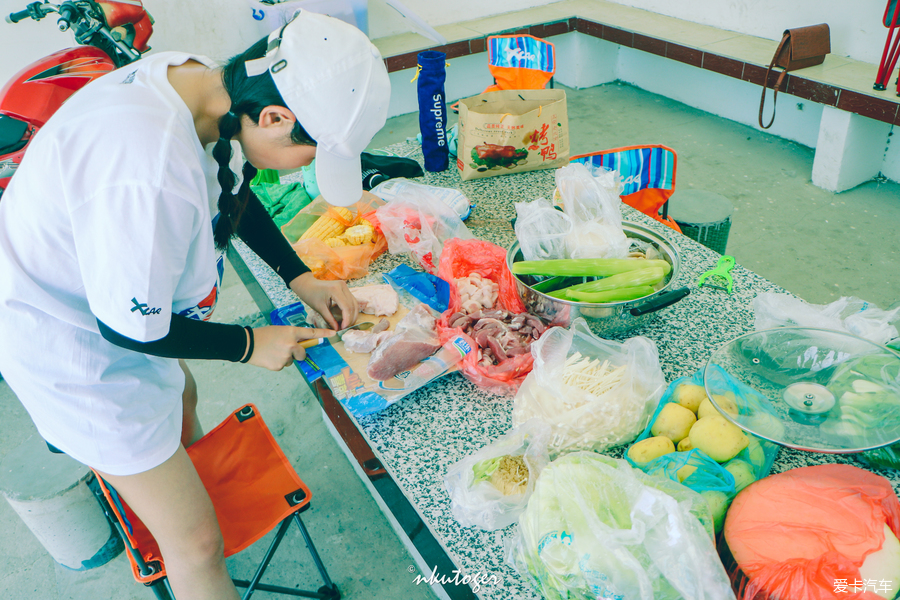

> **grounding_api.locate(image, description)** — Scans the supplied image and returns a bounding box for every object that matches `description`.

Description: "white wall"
[0,0,540,89]
[604,0,886,64]
[1,0,890,84]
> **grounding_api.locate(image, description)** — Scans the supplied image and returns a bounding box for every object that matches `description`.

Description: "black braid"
[212,111,243,250]
[212,33,317,250]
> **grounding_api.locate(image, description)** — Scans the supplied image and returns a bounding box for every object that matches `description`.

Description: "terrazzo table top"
[232,142,900,600]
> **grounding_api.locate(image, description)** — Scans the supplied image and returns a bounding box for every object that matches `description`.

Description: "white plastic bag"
[507,452,736,600]
[753,293,900,346]
[374,188,472,273]
[555,162,629,259]
[513,198,573,261]
[512,318,664,457]
[444,419,551,531]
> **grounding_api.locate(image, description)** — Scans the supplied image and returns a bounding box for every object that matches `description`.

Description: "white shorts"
[0,310,184,476]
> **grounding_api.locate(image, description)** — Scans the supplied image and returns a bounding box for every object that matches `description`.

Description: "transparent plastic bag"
[554,162,629,259]
[512,318,665,457]
[513,198,573,261]
[753,292,900,346]
[444,419,551,531]
[374,190,473,274]
[507,452,736,600]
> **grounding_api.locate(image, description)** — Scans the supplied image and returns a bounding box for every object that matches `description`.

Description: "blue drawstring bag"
[416,51,449,172]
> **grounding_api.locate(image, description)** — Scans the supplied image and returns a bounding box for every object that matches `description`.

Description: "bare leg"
[98,446,240,600]
[179,359,204,447]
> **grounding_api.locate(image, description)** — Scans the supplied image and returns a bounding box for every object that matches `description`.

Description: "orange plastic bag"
[436,238,536,395]
[285,195,387,280]
[721,463,900,600]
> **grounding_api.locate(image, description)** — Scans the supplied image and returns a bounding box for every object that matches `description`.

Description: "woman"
[0,11,390,599]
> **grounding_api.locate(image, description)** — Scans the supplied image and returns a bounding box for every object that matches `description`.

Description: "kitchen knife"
[299,321,375,348]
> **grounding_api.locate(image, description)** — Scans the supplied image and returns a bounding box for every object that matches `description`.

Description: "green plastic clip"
[697,255,735,293]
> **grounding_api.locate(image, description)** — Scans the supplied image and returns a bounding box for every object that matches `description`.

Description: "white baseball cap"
[245,10,391,207]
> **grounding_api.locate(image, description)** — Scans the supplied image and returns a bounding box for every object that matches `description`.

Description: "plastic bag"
[436,238,533,394]
[444,419,551,531]
[513,198,573,261]
[286,195,387,280]
[512,317,665,457]
[507,452,736,600]
[753,293,900,346]
[374,189,472,274]
[382,264,449,313]
[722,463,900,600]
[554,162,629,259]
[626,367,780,530]
[251,181,312,227]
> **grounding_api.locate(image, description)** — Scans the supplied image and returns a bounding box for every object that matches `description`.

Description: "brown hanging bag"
[758,24,831,129]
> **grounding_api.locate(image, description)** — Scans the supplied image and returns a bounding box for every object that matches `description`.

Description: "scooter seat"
[0,114,28,155]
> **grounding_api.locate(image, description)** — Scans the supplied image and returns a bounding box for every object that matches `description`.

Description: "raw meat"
[371,317,390,333]
[351,284,399,316]
[446,307,546,368]
[366,304,440,381]
[343,330,393,354]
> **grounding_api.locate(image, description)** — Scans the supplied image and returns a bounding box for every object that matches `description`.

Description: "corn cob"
[299,207,352,241]
[343,224,375,245]
[324,236,347,248]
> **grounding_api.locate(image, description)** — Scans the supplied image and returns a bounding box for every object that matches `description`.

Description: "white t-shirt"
[0,52,238,475]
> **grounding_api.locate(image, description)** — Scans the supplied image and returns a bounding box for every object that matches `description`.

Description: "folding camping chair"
[875,0,900,92]
[451,34,556,112]
[570,145,682,233]
[89,404,339,600]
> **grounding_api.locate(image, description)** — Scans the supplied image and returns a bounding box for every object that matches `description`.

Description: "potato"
[724,459,756,493]
[650,403,697,444]
[698,395,738,420]
[676,464,697,483]
[700,490,730,533]
[677,437,694,452]
[744,437,767,468]
[690,415,749,463]
[627,436,676,466]
[673,383,707,414]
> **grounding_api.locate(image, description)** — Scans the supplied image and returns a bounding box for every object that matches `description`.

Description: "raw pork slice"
[366,304,440,381]
[343,330,393,354]
[351,284,399,316]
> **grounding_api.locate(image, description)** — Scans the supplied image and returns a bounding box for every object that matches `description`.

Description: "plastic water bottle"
[401,336,472,390]
[371,178,473,220]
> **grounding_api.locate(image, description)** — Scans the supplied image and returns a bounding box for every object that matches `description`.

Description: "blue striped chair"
[570,145,682,232]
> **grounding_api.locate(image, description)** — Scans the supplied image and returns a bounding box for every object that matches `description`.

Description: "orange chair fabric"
[485,34,556,92]
[94,404,311,584]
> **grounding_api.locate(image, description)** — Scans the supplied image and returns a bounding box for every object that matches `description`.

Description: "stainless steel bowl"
[507,221,690,334]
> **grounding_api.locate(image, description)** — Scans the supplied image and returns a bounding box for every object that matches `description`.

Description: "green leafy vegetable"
[472,456,502,483]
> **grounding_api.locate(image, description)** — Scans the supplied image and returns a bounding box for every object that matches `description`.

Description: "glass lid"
[703,327,900,453]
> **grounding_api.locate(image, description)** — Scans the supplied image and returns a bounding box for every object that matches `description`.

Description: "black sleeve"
[98,314,248,362]
[235,163,310,286]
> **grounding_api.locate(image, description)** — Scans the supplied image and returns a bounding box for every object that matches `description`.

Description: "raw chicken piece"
[366,304,440,381]
[343,330,393,354]
[351,284,399,316]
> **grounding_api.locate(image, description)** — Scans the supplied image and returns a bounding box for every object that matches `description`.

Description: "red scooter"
[0,0,153,198]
